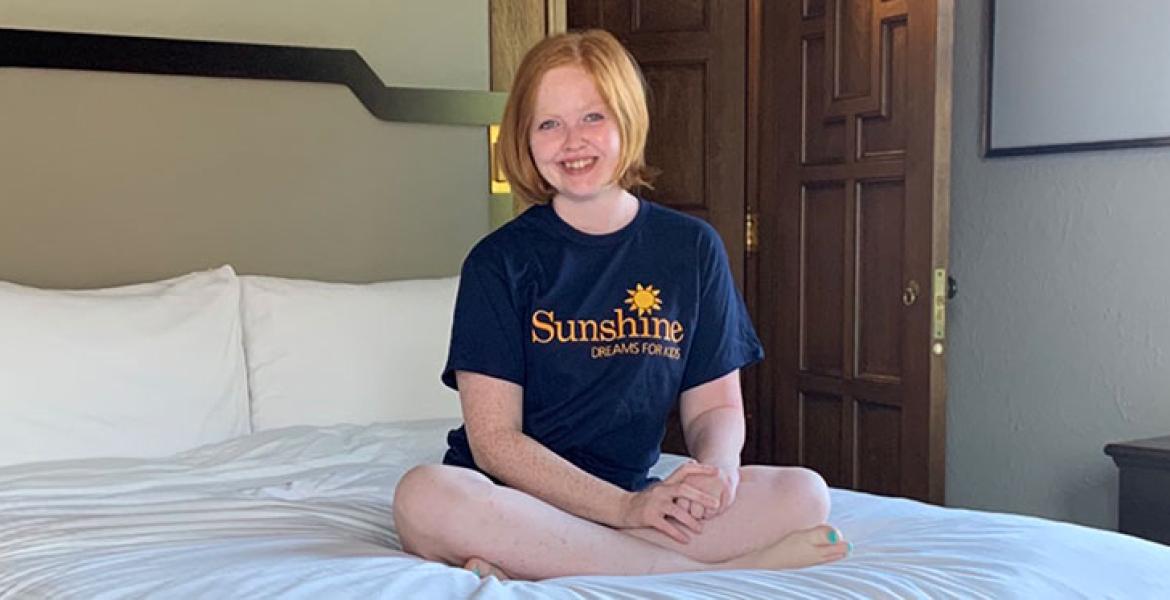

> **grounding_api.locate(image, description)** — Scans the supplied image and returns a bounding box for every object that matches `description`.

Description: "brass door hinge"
[746,211,759,255]
[931,268,947,356]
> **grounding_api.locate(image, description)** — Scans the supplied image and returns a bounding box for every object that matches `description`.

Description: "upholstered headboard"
[0,27,503,289]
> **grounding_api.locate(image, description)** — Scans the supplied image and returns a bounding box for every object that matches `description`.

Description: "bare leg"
[394,464,712,579]
[393,464,846,580]
[623,465,840,562]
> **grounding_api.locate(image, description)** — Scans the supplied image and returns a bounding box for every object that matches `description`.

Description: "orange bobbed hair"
[496,29,656,206]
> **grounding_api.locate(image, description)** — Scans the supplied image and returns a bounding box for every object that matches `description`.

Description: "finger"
[677,461,719,477]
[705,490,724,517]
[682,477,725,503]
[688,499,704,519]
[675,497,691,513]
[676,483,720,510]
[667,503,705,534]
[665,462,719,484]
[657,516,690,544]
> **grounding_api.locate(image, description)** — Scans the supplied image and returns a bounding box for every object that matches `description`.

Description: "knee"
[393,465,440,528]
[769,467,831,526]
[392,466,437,555]
[392,465,493,558]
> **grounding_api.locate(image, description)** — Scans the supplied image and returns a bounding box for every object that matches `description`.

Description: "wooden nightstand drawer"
[1105,435,1170,545]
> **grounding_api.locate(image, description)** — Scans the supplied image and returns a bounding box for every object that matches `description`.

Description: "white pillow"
[240,275,462,431]
[0,266,250,467]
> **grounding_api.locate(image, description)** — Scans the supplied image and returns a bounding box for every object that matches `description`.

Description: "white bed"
[2,268,1168,598]
[2,418,1168,599]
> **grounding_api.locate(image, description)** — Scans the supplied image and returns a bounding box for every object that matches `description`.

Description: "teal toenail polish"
[827,530,839,544]
[847,541,854,553]
[472,568,480,577]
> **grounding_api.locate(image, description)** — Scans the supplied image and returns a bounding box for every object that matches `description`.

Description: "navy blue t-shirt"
[440,199,763,491]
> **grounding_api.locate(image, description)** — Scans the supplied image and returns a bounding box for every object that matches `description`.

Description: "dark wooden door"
[569,1,952,499]
[756,0,952,502]
[567,1,761,461]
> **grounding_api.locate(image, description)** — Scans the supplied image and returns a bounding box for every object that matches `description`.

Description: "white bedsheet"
[1,419,1167,599]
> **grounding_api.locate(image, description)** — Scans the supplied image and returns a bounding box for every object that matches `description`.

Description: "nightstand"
[1105,435,1170,545]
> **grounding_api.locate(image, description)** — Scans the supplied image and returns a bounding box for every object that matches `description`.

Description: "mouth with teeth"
[559,157,598,174]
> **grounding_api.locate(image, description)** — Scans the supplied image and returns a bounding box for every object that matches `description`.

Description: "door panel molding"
[759,0,950,502]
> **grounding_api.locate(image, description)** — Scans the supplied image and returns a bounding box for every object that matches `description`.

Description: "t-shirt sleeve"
[680,225,764,391]
[440,247,526,390]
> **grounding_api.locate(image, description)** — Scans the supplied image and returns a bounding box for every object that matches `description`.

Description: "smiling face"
[528,65,623,204]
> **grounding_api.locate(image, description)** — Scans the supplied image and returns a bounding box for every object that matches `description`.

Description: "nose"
[562,123,586,151]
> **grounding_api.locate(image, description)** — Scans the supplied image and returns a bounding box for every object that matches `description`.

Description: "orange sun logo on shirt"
[624,283,663,316]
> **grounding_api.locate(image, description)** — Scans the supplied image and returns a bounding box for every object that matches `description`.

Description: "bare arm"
[456,370,630,526]
[679,370,746,469]
[678,370,746,517]
[456,370,718,541]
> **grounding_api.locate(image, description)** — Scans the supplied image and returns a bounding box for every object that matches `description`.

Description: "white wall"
[947,0,1170,528]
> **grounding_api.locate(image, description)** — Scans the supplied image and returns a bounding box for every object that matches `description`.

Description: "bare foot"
[733,525,850,570]
[464,556,511,580]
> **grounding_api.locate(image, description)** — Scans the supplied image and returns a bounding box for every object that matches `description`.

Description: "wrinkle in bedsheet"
[1,419,1168,599]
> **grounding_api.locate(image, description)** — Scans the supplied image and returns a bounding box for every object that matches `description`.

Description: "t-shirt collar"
[538,197,649,246]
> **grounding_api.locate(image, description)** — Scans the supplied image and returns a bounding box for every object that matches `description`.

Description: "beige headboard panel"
[1,69,489,289]
[0,3,493,289]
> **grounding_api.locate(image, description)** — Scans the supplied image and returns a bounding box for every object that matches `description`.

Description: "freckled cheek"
[530,134,561,160]
[529,146,560,185]
[529,144,555,174]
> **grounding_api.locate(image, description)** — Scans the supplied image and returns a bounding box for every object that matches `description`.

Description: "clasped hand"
[618,461,739,544]
[674,460,739,521]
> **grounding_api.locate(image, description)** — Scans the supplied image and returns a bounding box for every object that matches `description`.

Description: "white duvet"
[1,419,1167,599]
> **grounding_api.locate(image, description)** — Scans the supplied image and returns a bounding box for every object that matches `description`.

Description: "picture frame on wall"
[984,0,1170,157]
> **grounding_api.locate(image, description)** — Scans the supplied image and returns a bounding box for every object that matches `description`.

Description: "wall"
[947,0,1170,528]
[0,1,491,287]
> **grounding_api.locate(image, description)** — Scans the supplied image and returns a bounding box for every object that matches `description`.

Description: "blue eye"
[537,119,558,130]
[584,112,605,122]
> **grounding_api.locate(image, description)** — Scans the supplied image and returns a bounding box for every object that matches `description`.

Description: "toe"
[800,524,844,547]
[821,538,851,562]
[463,557,487,578]
[463,556,510,580]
